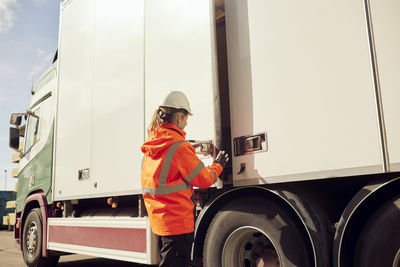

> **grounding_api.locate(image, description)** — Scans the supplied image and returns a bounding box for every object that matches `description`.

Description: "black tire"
[203,197,312,267]
[22,208,60,267]
[354,195,400,267]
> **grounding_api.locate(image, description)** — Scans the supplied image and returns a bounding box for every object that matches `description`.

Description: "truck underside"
[13,173,400,266]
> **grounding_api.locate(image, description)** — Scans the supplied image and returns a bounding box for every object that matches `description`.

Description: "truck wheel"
[354,195,400,267]
[22,208,60,267]
[203,197,312,267]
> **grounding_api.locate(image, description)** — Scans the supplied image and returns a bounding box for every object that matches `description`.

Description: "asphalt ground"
[0,230,152,267]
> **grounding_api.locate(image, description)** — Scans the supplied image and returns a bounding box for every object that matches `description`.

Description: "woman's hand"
[214,151,229,168]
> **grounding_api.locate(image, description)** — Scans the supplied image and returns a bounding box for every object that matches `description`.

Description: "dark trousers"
[156,232,194,267]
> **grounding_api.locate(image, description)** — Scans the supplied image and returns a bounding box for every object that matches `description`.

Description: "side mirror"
[10,113,23,126]
[9,127,20,151]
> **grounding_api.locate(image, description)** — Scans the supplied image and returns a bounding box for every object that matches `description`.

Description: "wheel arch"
[333,176,400,267]
[20,191,49,257]
[194,186,329,267]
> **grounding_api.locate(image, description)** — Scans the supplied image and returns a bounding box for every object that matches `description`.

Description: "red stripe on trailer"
[48,226,147,253]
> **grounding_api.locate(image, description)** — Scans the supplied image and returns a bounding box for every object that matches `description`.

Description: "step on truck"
[9,0,400,266]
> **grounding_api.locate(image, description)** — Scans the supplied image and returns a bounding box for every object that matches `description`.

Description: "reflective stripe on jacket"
[141,124,223,236]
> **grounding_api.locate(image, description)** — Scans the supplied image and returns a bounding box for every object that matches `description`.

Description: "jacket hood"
[141,124,186,158]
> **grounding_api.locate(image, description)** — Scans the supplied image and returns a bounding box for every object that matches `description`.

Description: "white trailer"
[9,0,400,266]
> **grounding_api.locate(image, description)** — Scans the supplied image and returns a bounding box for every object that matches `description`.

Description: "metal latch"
[187,140,217,157]
[237,163,246,174]
[233,132,268,157]
[78,168,90,180]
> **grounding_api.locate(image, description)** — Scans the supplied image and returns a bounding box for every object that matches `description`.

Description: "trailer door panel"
[226,0,383,184]
[55,0,217,199]
[144,0,218,147]
[91,0,144,196]
[55,0,145,199]
[55,0,95,200]
[370,0,400,171]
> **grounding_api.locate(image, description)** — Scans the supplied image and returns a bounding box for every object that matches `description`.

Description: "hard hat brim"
[159,104,193,116]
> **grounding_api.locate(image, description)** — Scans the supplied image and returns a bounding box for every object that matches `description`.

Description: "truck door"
[54,0,95,200]
[54,0,217,200]
[369,0,400,172]
[226,0,383,184]
[144,0,219,149]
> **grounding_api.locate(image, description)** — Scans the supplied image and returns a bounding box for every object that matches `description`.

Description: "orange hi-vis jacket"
[141,124,223,236]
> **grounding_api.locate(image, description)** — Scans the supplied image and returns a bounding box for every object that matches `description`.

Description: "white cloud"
[0,0,17,34]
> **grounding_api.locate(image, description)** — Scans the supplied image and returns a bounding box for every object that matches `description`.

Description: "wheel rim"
[26,221,38,258]
[222,226,281,267]
[393,249,400,267]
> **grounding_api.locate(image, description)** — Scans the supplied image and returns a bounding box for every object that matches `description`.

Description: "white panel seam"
[363,0,390,172]
[90,0,96,190]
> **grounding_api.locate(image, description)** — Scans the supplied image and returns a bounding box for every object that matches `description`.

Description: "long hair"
[147,107,189,134]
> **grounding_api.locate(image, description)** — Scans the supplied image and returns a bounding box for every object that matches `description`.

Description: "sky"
[0,0,60,190]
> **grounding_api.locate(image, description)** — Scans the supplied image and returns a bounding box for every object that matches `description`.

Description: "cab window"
[24,109,40,153]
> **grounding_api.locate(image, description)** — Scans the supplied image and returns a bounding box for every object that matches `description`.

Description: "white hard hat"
[159,90,193,116]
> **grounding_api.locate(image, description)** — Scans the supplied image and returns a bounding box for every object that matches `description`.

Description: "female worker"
[141,91,229,267]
